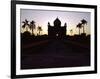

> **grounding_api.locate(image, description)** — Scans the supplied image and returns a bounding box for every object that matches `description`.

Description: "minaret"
[48,22,50,26]
[64,23,67,35]
[48,22,50,36]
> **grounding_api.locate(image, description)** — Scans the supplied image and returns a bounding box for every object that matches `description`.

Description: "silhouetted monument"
[48,18,67,38]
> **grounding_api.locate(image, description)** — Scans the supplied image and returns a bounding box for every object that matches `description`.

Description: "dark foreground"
[21,39,90,69]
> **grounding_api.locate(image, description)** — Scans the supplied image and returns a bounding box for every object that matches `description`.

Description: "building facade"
[48,18,67,38]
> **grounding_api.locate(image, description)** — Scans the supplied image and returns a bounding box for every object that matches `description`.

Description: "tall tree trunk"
[39,31,40,35]
[83,25,85,33]
[32,29,34,35]
[79,28,80,35]
[26,26,28,31]
[66,26,67,35]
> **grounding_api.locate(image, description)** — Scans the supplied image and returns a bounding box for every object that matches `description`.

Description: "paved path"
[21,39,90,69]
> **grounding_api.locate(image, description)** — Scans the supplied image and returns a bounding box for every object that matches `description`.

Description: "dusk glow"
[21,9,91,35]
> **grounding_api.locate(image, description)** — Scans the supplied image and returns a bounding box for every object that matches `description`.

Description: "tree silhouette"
[81,19,87,34]
[76,23,82,35]
[70,29,73,36]
[29,20,36,35]
[22,19,29,31]
[37,26,42,35]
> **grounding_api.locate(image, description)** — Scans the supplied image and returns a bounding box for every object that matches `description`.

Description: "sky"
[20,9,91,35]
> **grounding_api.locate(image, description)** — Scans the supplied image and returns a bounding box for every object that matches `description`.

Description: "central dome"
[54,18,61,26]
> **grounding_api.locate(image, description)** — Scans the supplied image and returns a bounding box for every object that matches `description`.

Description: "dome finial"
[54,17,61,26]
[48,22,50,26]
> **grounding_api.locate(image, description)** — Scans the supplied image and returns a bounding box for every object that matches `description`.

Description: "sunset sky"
[20,9,91,35]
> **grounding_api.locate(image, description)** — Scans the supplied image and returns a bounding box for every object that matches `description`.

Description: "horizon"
[20,9,91,36]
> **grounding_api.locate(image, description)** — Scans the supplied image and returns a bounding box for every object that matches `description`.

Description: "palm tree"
[70,29,73,36]
[76,23,82,35]
[81,19,87,34]
[22,19,29,31]
[29,20,36,35]
[37,26,42,35]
